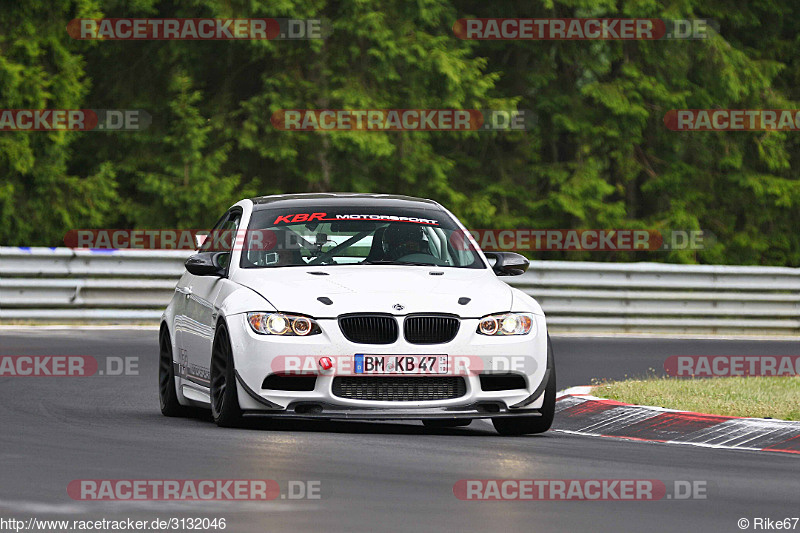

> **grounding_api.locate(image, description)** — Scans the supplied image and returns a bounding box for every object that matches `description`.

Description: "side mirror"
[185,252,228,277]
[484,252,529,276]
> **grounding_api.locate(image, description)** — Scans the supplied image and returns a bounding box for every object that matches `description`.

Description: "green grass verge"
[593,376,800,421]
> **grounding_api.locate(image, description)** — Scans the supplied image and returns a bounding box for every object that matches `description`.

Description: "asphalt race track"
[0,328,797,533]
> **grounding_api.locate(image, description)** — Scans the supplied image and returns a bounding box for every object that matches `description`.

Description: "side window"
[201,209,242,273]
[201,212,232,252]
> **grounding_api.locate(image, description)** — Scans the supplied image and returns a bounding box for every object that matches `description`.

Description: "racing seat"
[365,226,388,262]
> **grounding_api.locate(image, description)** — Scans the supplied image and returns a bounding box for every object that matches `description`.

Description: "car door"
[181,208,241,388]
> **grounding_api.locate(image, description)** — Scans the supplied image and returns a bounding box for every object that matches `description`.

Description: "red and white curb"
[553,387,800,455]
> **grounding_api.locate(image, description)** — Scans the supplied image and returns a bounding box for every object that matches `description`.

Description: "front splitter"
[241,402,543,421]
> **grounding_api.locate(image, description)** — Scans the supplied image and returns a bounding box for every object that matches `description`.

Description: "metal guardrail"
[1,247,799,334]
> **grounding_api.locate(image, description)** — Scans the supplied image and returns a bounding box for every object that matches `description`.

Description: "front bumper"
[228,312,550,417]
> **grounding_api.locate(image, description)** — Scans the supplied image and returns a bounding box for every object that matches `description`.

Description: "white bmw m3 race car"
[159,193,555,435]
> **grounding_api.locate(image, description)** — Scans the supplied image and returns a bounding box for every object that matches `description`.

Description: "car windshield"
[240,207,484,269]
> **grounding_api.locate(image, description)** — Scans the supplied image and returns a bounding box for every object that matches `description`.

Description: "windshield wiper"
[362,259,438,266]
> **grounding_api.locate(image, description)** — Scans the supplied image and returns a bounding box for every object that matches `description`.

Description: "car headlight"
[477,313,535,336]
[247,312,322,336]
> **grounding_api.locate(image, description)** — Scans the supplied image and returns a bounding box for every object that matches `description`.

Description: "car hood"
[232,265,512,317]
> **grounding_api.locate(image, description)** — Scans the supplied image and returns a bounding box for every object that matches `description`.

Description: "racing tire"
[210,324,244,427]
[492,335,556,436]
[159,326,189,417]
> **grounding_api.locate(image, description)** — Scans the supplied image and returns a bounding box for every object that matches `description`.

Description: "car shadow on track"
[239,418,496,436]
[169,408,552,437]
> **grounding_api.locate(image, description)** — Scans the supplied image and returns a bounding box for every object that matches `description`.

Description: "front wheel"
[492,335,556,436]
[210,324,243,427]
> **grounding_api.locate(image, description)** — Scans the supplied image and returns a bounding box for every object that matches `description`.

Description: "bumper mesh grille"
[404,315,460,344]
[339,315,398,344]
[332,376,467,401]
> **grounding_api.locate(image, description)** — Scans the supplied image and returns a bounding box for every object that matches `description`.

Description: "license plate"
[354,354,448,375]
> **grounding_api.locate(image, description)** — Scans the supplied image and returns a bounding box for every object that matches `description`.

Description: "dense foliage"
[2,0,799,265]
